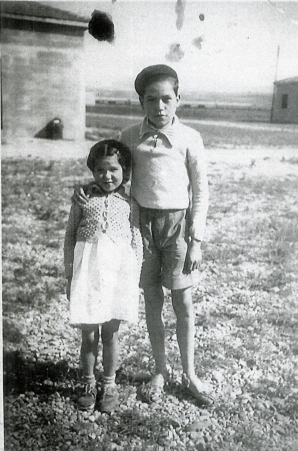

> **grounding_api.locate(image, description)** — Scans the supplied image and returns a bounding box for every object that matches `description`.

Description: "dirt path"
[87,112,298,133]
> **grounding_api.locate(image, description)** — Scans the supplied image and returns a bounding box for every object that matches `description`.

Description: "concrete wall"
[272,83,298,124]
[1,24,86,141]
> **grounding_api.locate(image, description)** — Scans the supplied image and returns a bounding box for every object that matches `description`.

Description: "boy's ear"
[139,96,144,109]
[176,93,181,107]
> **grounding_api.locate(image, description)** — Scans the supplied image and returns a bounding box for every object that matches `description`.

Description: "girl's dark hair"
[87,139,131,183]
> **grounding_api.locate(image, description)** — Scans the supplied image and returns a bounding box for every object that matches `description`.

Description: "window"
[281,94,288,109]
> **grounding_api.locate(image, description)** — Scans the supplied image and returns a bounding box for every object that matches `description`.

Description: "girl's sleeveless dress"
[68,193,141,326]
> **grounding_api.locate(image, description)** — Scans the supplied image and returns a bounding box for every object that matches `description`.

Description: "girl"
[64,139,142,413]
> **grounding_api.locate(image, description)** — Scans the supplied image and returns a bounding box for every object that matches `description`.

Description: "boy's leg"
[144,283,168,379]
[139,207,168,383]
[172,287,213,405]
[171,287,195,377]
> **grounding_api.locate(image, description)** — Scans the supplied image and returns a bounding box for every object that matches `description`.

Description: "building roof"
[274,76,298,85]
[0,1,89,27]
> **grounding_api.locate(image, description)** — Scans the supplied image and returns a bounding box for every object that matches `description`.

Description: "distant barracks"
[271,76,298,125]
[1,1,88,142]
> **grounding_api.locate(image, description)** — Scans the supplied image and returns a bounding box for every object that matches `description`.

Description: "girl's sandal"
[182,373,214,407]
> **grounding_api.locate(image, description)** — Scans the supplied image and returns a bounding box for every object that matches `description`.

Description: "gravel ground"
[2,137,298,451]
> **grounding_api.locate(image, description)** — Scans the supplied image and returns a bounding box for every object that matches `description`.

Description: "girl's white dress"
[64,184,143,326]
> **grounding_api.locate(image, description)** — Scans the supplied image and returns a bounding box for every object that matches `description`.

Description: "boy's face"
[140,79,180,129]
[93,155,123,193]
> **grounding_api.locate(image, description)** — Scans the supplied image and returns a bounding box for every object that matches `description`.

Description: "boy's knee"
[171,287,193,312]
[171,286,192,300]
[144,285,164,316]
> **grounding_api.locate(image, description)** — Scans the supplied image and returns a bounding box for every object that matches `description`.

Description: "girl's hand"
[66,278,72,300]
[71,185,89,206]
[183,240,202,274]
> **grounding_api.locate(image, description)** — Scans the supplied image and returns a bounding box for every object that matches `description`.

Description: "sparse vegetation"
[2,139,298,450]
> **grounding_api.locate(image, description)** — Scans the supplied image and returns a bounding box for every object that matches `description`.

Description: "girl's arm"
[130,199,143,271]
[64,203,83,279]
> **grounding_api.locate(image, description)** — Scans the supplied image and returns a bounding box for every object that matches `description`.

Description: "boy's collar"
[139,116,180,146]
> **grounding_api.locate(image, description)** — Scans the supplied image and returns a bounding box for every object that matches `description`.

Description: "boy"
[121,64,211,405]
[75,64,212,405]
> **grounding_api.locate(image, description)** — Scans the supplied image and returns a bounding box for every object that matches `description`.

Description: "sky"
[49,1,298,94]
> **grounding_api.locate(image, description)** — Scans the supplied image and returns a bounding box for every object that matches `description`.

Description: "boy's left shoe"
[137,373,166,404]
[182,373,214,406]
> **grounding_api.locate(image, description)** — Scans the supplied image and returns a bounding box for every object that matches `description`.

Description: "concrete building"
[271,76,298,125]
[1,1,89,142]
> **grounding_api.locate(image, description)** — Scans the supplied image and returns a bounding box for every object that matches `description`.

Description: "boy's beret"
[135,64,178,96]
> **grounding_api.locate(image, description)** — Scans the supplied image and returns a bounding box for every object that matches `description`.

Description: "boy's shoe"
[77,384,97,411]
[182,373,214,406]
[99,384,119,413]
[137,374,166,404]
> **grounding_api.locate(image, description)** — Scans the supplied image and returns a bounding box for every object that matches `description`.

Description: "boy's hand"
[71,184,89,206]
[66,277,72,300]
[183,240,202,274]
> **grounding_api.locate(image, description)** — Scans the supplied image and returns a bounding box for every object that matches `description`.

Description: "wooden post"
[270,45,280,123]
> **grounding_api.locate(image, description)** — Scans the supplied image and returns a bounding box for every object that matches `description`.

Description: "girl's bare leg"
[81,324,99,383]
[101,319,121,378]
[99,319,121,412]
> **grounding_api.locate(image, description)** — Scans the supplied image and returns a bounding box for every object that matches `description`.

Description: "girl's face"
[93,155,123,193]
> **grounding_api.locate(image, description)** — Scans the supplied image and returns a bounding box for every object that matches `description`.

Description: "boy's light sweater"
[120,116,209,241]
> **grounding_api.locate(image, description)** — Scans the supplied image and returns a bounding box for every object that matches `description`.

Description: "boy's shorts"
[139,207,198,290]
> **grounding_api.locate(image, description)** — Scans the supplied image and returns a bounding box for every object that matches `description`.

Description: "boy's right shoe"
[137,373,167,404]
[77,383,97,411]
[99,384,119,413]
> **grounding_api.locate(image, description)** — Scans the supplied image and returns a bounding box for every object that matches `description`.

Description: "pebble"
[150,402,160,410]
[190,431,204,440]
[195,442,206,451]
[168,417,181,428]
[184,420,212,432]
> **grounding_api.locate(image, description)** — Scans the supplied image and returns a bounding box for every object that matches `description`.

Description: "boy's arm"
[72,183,91,206]
[130,199,143,271]
[64,203,83,279]
[187,135,209,242]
